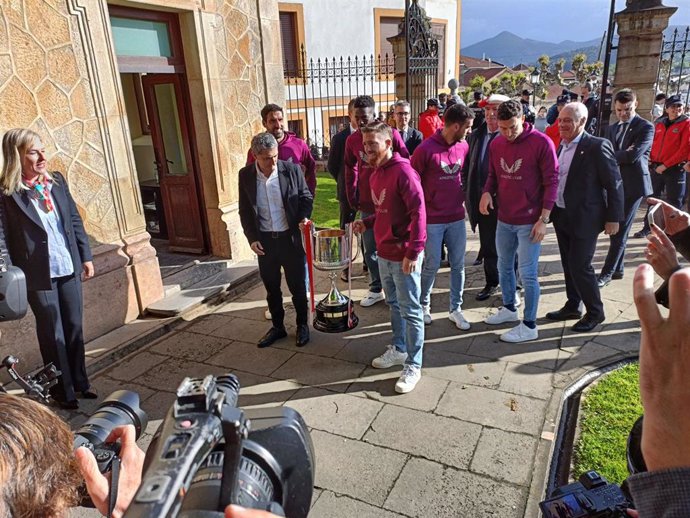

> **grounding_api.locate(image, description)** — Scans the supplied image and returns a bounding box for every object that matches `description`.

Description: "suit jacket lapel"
[565,133,590,193]
[50,178,71,230]
[11,190,43,229]
[277,161,289,208]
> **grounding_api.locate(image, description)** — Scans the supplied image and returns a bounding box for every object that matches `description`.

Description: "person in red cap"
[418,98,444,139]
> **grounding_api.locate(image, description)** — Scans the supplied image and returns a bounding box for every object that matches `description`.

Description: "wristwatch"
[540,216,549,224]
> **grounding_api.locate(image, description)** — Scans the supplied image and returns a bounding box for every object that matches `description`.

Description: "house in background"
[276,0,461,150]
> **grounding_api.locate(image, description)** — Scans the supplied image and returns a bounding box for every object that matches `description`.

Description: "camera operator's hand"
[225,504,282,518]
[75,425,145,518]
[646,224,681,281]
[634,264,690,472]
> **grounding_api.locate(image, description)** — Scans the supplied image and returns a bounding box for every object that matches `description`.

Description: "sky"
[461,0,690,47]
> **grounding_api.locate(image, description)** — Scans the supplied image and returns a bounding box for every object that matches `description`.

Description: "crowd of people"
[2,74,690,515]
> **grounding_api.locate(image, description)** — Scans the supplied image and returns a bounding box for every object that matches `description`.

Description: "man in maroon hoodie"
[246,103,316,320]
[412,103,474,330]
[345,95,409,308]
[479,99,559,343]
[353,122,426,394]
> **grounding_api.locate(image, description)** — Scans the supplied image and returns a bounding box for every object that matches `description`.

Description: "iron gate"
[657,26,690,105]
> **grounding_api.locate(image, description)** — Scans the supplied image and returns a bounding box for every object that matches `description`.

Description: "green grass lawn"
[313,170,340,229]
[573,363,642,485]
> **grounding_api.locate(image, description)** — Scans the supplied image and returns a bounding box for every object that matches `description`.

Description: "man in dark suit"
[598,89,654,287]
[238,132,313,348]
[546,102,624,332]
[327,99,357,230]
[393,100,423,155]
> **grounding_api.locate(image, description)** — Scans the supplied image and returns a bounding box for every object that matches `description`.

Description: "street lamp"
[530,69,540,107]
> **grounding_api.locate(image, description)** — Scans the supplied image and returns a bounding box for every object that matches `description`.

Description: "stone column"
[614,0,678,119]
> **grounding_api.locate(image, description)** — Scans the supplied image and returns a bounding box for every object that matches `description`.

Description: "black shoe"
[475,285,498,301]
[546,306,583,321]
[296,324,310,347]
[53,398,79,410]
[79,388,98,399]
[633,229,650,239]
[472,258,483,266]
[572,314,605,332]
[612,272,624,280]
[597,274,613,288]
[257,327,287,348]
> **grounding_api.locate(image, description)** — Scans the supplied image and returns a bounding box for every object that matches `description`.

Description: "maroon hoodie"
[246,132,316,195]
[483,122,559,225]
[411,129,468,224]
[363,152,426,262]
[344,129,409,213]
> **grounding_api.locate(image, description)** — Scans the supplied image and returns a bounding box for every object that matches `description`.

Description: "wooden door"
[142,74,205,253]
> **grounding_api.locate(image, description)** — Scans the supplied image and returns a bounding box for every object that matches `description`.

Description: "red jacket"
[545,123,561,150]
[650,115,690,168]
[418,109,443,140]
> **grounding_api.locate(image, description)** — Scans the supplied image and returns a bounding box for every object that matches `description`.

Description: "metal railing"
[284,45,396,160]
[657,26,690,105]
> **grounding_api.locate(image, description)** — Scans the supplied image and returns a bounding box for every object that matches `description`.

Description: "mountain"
[463,31,601,67]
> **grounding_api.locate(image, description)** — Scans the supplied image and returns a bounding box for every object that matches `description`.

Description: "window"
[431,22,447,88]
[378,17,400,59]
[278,3,306,79]
[288,119,303,139]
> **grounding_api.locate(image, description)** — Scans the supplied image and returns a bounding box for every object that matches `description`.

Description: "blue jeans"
[378,253,425,368]
[420,219,466,312]
[361,211,382,293]
[495,221,541,322]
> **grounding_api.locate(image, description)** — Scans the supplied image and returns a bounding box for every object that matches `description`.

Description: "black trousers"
[337,173,356,229]
[477,211,499,287]
[601,196,643,277]
[258,231,308,328]
[27,273,89,402]
[641,166,685,232]
[552,208,604,318]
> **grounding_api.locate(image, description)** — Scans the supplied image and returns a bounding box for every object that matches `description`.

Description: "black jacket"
[398,127,423,156]
[605,115,654,202]
[327,126,353,183]
[559,133,624,238]
[238,160,313,245]
[0,172,92,291]
[462,121,490,232]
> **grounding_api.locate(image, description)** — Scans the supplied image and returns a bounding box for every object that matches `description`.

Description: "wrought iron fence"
[284,45,396,160]
[657,26,690,105]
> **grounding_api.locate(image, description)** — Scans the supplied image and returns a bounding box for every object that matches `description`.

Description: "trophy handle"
[346,223,361,263]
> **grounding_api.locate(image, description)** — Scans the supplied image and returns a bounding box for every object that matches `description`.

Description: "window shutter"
[280,12,299,76]
[431,23,446,87]
[379,17,401,59]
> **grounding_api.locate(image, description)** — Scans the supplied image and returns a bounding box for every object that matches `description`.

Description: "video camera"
[540,471,632,518]
[122,373,314,518]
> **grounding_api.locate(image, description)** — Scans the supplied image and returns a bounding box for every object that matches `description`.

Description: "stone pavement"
[70,216,651,518]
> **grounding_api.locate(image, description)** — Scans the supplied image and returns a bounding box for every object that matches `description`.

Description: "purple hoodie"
[411,129,468,224]
[483,122,559,225]
[246,132,316,195]
[363,152,426,262]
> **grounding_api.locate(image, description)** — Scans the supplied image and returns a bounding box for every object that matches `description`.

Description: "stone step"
[147,259,259,317]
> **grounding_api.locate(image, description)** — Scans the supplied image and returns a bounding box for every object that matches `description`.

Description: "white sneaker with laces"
[449,310,471,330]
[422,305,432,325]
[514,291,522,307]
[484,306,520,325]
[371,345,407,369]
[395,365,421,393]
[500,322,538,343]
[360,290,385,307]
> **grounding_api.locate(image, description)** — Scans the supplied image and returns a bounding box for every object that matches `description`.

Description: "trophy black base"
[313,299,358,333]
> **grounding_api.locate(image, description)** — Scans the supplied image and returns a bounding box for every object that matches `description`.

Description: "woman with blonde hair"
[0,128,95,409]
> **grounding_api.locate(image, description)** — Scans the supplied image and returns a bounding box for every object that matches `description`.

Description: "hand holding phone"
[648,203,665,231]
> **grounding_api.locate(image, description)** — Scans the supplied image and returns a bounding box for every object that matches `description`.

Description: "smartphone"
[648,203,665,230]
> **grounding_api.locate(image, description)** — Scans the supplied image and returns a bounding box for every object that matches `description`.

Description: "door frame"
[108,4,209,253]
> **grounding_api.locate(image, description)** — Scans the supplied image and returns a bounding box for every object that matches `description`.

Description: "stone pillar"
[614,0,677,119]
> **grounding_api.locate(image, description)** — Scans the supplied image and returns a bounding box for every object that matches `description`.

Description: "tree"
[469,74,487,94]
[492,71,527,97]
[533,54,564,102]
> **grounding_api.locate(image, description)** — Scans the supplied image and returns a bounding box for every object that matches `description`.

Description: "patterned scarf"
[23,175,54,213]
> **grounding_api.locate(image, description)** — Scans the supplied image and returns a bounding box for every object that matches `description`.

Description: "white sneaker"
[449,310,471,330]
[514,291,522,307]
[395,365,421,393]
[500,322,538,343]
[371,345,407,369]
[422,305,432,325]
[484,306,520,325]
[360,290,385,307]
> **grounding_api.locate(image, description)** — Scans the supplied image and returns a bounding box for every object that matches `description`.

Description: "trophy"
[303,222,359,333]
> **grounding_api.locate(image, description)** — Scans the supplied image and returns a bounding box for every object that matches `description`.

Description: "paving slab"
[310,491,407,518]
[499,362,556,400]
[423,348,507,388]
[148,330,230,362]
[364,404,482,469]
[470,427,539,486]
[205,339,295,376]
[270,353,366,392]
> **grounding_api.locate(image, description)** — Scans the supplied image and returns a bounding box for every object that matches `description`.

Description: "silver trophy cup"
[309,228,359,332]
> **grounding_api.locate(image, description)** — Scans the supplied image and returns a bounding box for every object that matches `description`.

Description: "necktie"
[616,122,629,149]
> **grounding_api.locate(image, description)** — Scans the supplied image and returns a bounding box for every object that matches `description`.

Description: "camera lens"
[73,390,147,448]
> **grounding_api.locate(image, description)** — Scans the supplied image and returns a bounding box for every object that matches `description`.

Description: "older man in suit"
[546,102,624,332]
[393,100,423,155]
[598,89,654,287]
[238,132,313,348]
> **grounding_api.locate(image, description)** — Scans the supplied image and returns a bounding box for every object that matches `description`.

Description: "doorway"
[109,5,206,255]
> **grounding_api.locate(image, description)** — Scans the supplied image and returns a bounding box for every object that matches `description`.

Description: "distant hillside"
[463,31,600,67]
